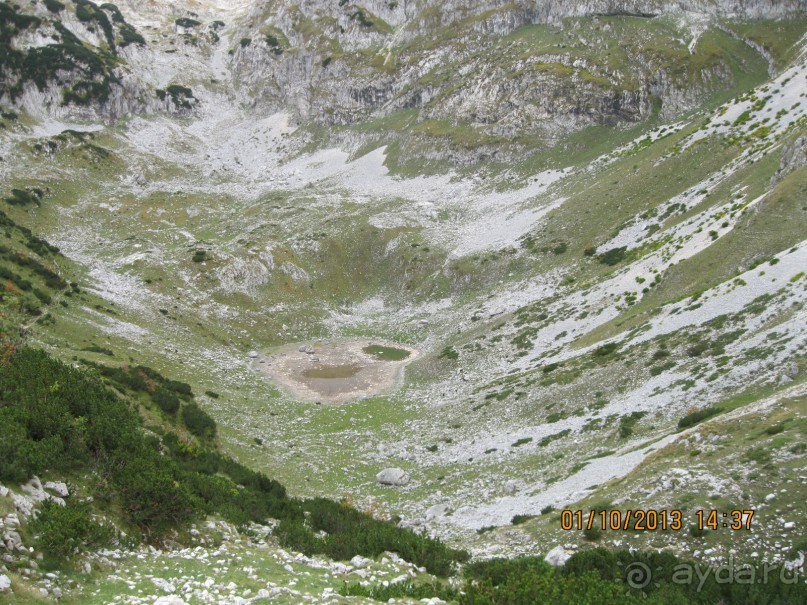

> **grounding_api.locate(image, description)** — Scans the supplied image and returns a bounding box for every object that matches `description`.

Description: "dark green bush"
[157,85,195,110]
[76,4,94,22]
[619,411,647,438]
[175,18,201,28]
[593,342,619,357]
[340,580,457,601]
[44,0,66,13]
[5,188,38,206]
[438,346,458,360]
[678,406,723,429]
[351,9,374,27]
[182,402,217,438]
[276,497,468,576]
[598,246,628,266]
[100,3,124,23]
[0,411,63,482]
[119,24,146,47]
[152,387,180,414]
[265,34,284,55]
[113,450,197,534]
[30,499,114,558]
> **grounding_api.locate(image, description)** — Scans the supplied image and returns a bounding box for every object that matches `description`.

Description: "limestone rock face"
[2,0,798,158]
[376,468,411,486]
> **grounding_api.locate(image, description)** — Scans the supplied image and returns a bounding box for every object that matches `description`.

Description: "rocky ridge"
[2,0,804,163]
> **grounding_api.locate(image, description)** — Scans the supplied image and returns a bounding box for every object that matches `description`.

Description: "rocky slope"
[2,0,804,159]
[0,0,806,603]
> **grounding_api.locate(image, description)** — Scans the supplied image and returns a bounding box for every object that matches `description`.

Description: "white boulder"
[544,545,572,567]
[376,468,410,486]
[44,482,69,498]
[0,574,11,592]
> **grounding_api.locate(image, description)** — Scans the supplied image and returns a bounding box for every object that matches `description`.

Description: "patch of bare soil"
[253,339,419,403]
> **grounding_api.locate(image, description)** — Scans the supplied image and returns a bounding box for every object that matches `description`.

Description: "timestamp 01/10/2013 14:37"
[560,509,756,532]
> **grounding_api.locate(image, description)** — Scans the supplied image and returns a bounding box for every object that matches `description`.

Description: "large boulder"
[425,504,449,520]
[44,482,69,498]
[544,545,572,567]
[376,468,410,486]
[0,574,11,592]
[504,479,524,495]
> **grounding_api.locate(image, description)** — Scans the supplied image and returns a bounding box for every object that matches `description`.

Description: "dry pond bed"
[253,339,419,403]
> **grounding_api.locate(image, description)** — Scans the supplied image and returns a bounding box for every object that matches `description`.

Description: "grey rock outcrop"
[4,0,799,168]
[21,477,65,507]
[44,482,69,499]
[772,136,807,186]
[12,495,35,519]
[376,468,411,486]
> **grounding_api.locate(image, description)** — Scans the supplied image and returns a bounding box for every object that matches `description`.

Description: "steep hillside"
[1,0,806,603]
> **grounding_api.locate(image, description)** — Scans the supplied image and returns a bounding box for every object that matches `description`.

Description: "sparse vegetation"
[438,345,458,360]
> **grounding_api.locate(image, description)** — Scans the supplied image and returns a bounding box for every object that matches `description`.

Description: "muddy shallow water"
[252,339,419,403]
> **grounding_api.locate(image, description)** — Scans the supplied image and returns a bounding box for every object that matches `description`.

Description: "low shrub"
[438,346,458,360]
[152,386,180,414]
[44,0,65,13]
[677,406,722,429]
[339,580,457,601]
[30,499,114,559]
[175,18,201,28]
[598,246,628,266]
[182,402,216,438]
